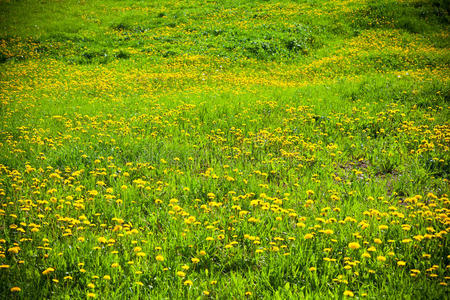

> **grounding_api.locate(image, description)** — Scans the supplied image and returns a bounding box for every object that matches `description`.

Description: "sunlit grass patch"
[0,0,449,298]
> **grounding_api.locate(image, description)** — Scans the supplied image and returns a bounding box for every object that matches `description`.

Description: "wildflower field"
[0,0,449,298]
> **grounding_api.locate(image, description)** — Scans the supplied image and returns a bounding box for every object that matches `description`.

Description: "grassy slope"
[0,0,449,298]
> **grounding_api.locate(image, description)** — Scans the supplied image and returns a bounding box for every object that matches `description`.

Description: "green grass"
[0,0,449,298]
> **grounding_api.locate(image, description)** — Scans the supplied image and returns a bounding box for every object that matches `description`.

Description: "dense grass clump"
[0,0,449,298]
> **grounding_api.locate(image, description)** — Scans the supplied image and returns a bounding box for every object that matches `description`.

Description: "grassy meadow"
[0,0,449,298]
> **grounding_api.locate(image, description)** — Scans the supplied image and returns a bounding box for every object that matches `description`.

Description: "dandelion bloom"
[377,256,386,262]
[155,255,164,262]
[343,290,354,297]
[11,287,21,292]
[296,222,306,228]
[42,267,55,275]
[87,293,96,298]
[177,271,186,277]
[183,280,193,286]
[348,242,360,250]
[97,237,107,243]
[191,258,200,263]
[304,233,314,239]
[7,247,20,254]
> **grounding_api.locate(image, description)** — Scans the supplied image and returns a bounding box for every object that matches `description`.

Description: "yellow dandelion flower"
[183,280,193,286]
[88,190,98,196]
[348,242,360,250]
[304,233,314,239]
[296,222,306,228]
[42,267,55,275]
[343,290,354,297]
[11,287,21,292]
[8,247,20,254]
[97,237,107,243]
[155,255,164,262]
[177,271,186,277]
